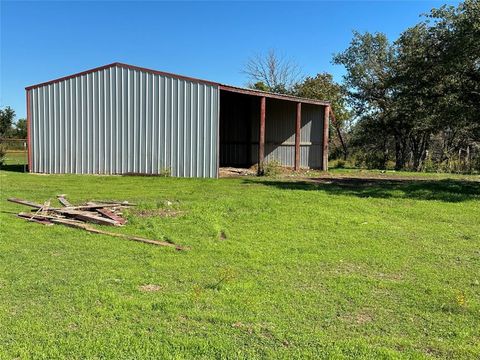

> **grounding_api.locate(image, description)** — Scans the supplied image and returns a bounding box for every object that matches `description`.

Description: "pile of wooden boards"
[8,196,184,250]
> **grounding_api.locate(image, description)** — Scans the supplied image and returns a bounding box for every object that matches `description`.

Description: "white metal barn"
[26,63,330,177]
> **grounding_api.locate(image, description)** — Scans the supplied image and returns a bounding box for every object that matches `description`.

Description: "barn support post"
[258,96,266,175]
[322,105,330,171]
[295,102,302,171]
[26,90,32,173]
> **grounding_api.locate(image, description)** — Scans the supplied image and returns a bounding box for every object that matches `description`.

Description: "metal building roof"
[25,62,330,106]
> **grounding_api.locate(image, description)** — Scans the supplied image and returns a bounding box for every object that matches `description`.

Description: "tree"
[14,119,27,139]
[392,0,480,170]
[0,106,15,138]
[332,31,397,168]
[333,1,480,172]
[392,24,437,170]
[243,49,303,94]
[294,73,352,160]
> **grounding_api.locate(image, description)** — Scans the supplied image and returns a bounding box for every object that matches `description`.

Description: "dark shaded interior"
[219,89,325,169]
[219,90,260,168]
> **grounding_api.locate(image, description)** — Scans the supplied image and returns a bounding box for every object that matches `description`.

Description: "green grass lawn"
[1,162,479,359]
[1,151,28,172]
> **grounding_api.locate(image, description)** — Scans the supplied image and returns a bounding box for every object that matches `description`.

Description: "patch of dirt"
[219,167,256,177]
[309,176,421,186]
[332,262,404,282]
[341,310,374,325]
[219,230,227,241]
[232,322,254,334]
[376,272,404,282]
[355,311,373,324]
[139,284,162,292]
[67,323,78,332]
[132,209,184,218]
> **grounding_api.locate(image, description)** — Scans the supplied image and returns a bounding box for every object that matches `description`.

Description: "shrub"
[0,145,5,167]
[334,159,346,169]
[159,167,171,177]
[263,160,282,177]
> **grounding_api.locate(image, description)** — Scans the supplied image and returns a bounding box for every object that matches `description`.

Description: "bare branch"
[242,49,303,93]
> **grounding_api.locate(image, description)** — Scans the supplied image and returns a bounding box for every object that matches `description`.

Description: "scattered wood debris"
[8,196,185,250]
[56,194,71,207]
[219,167,256,177]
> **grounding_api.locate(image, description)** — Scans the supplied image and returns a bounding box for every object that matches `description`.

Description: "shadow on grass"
[0,164,28,173]
[243,177,480,203]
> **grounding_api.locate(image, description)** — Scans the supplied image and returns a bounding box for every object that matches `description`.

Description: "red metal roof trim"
[25,62,330,105]
[219,84,330,106]
[26,63,119,90]
[25,62,219,90]
[115,63,219,87]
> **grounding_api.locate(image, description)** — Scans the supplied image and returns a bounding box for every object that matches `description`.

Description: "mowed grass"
[0,161,479,359]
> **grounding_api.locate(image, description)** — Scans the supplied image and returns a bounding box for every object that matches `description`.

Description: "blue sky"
[1,0,458,119]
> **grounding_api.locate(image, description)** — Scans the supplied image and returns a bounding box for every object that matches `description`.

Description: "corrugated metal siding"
[264,100,324,168]
[218,94,325,169]
[264,99,295,167]
[300,104,324,168]
[29,65,219,177]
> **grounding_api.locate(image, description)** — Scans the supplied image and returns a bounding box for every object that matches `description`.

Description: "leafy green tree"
[332,31,397,168]
[14,119,27,139]
[0,106,15,138]
[252,81,269,92]
[392,0,480,170]
[334,1,480,172]
[295,73,352,160]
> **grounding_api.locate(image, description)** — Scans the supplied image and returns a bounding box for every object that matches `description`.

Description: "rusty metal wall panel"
[28,64,219,177]
[218,93,325,169]
[263,99,296,167]
[300,104,324,168]
[264,100,324,168]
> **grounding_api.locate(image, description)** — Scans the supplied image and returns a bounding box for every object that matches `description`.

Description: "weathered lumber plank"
[96,208,127,225]
[19,212,63,220]
[51,218,184,249]
[17,213,54,226]
[28,203,126,212]
[90,200,137,206]
[57,195,72,207]
[66,203,128,210]
[8,198,45,209]
[54,209,120,226]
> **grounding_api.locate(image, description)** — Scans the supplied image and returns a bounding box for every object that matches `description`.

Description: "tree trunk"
[329,108,348,161]
[394,133,408,170]
[335,125,348,160]
[411,133,429,171]
[395,137,404,170]
[381,139,389,170]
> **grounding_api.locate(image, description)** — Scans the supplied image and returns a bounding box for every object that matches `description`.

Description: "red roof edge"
[24,62,330,105]
[219,85,330,106]
[25,63,119,90]
[25,62,220,90]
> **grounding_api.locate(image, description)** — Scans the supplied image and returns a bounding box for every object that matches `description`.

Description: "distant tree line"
[0,107,27,165]
[0,107,27,139]
[244,1,480,173]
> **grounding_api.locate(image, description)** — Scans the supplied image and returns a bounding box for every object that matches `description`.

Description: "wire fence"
[0,138,27,151]
[0,138,28,172]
